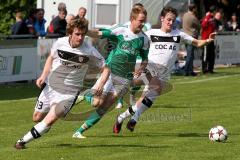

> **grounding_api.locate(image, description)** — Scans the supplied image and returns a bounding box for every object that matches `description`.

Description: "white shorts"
[35,84,79,116]
[91,74,113,95]
[146,63,170,81]
[98,74,131,98]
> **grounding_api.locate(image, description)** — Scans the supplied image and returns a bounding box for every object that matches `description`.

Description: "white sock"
[132,90,159,122]
[131,103,149,122]
[129,94,136,106]
[21,121,50,143]
[118,105,137,123]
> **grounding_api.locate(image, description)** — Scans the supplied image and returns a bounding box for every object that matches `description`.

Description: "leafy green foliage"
[0,0,36,35]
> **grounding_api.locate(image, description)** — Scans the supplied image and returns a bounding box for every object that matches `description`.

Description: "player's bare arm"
[134,59,148,78]
[86,29,103,38]
[192,32,216,47]
[93,65,110,96]
[36,54,53,88]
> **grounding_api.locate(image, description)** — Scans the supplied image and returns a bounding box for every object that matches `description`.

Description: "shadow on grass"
[154,104,191,109]
[67,132,208,139]
[55,143,171,149]
[131,132,208,138]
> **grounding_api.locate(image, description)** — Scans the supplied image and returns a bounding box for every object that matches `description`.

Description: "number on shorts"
[36,100,43,110]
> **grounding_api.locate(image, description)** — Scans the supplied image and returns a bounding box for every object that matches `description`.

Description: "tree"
[0,0,36,35]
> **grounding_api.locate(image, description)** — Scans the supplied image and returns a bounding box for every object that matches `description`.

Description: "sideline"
[0,97,36,104]
[174,74,240,84]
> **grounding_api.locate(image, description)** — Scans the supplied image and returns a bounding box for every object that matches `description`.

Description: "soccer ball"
[209,125,228,142]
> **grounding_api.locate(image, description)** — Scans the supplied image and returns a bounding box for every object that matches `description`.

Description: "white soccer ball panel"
[209,126,228,142]
[216,125,224,130]
[219,134,227,141]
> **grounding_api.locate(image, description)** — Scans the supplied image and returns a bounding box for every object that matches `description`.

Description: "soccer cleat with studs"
[14,139,26,150]
[126,119,137,132]
[113,117,123,134]
[72,132,86,139]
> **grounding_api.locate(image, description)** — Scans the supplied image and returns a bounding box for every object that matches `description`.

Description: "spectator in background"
[182,4,200,76]
[76,7,87,19]
[58,2,66,11]
[66,14,75,24]
[225,13,240,31]
[236,4,240,23]
[214,11,224,32]
[47,8,67,36]
[11,10,28,35]
[34,8,47,37]
[25,9,36,35]
[173,12,183,30]
[201,6,216,74]
[50,2,67,20]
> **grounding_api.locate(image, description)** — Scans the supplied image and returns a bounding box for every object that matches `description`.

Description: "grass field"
[1,67,240,160]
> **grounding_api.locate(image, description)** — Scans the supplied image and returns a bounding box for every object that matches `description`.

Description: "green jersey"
[101,26,149,80]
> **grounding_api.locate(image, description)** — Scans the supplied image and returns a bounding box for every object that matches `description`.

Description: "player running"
[14,18,110,149]
[113,6,216,133]
[72,6,150,139]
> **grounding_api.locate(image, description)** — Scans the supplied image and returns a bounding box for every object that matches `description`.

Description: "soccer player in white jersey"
[113,6,216,133]
[72,6,150,139]
[14,18,110,149]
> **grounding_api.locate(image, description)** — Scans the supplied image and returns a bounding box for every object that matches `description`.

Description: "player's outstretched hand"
[209,32,217,40]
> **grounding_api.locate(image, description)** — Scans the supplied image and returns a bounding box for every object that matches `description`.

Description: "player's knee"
[32,113,45,122]
[153,86,162,93]
[33,115,43,122]
[149,83,162,94]
[92,97,103,107]
[112,93,118,102]
[149,78,163,93]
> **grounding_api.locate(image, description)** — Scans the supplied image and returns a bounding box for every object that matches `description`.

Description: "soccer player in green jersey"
[113,6,216,134]
[72,6,150,139]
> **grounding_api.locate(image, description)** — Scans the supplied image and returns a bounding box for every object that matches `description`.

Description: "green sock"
[76,111,102,134]
[78,126,85,134]
[85,92,93,105]
[117,98,123,104]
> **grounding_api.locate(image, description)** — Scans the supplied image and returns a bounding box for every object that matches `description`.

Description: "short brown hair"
[66,18,88,35]
[58,2,66,11]
[188,4,196,11]
[160,6,177,17]
[132,3,144,9]
[79,7,87,12]
[130,7,147,20]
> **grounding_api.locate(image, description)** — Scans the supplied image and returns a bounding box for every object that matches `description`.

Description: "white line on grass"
[174,74,240,84]
[0,97,36,104]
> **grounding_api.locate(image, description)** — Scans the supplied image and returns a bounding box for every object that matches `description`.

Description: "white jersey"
[145,29,194,79]
[47,37,105,92]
